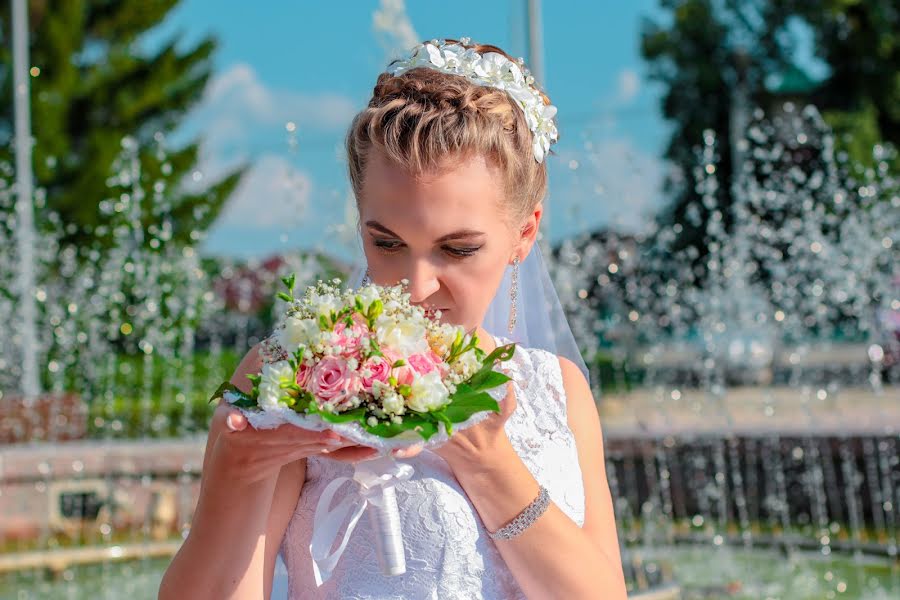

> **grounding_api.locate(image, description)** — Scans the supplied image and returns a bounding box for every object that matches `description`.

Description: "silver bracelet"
[487,485,551,541]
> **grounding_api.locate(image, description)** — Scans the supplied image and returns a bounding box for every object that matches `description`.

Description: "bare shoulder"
[556,356,592,397]
[556,355,604,444]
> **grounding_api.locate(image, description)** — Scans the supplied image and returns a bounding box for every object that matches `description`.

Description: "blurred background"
[0,1,897,598]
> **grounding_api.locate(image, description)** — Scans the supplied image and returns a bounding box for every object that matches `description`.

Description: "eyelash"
[373,240,482,258]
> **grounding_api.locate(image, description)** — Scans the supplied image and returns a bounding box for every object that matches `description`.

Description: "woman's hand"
[389,382,518,471]
[206,400,377,488]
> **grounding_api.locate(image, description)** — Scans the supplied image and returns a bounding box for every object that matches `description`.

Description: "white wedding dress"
[277,334,586,599]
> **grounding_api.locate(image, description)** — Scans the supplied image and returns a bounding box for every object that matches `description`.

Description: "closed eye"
[445,246,481,258]
[372,239,481,259]
[373,240,402,252]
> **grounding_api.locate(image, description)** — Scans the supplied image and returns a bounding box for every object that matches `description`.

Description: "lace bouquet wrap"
[210,276,515,584]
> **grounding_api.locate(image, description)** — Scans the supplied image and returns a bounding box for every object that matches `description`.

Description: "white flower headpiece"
[386,37,559,163]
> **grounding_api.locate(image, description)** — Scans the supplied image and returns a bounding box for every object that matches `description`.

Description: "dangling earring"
[508,256,519,333]
[361,268,371,286]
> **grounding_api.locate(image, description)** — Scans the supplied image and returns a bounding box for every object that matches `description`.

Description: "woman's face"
[358,150,541,333]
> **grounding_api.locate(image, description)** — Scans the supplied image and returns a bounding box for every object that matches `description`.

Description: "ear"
[512,202,543,262]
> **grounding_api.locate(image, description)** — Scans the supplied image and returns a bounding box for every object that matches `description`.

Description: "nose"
[405,258,441,304]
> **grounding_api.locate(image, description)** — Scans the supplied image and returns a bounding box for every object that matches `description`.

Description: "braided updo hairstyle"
[346,39,555,226]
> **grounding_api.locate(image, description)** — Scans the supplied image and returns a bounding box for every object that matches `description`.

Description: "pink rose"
[333,321,369,359]
[309,356,362,410]
[383,349,415,386]
[408,352,438,375]
[361,355,391,391]
[295,363,312,390]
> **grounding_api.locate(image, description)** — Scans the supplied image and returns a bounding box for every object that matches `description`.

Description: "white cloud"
[617,68,640,103]
[373,0,420,61]
[209,154,312,231]
[189,63,358,153]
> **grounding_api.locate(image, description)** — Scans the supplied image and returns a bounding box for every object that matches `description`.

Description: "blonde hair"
[346,39,554,225]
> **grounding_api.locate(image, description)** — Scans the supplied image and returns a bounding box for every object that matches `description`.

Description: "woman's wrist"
[444,438,543,533]
[442,434,517,481]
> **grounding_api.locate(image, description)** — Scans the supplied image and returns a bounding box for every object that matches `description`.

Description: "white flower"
[452,348,481,380]
[382,392,406,415]
[406,371,450,413]
[277,316,320,351]
[258,360,295,410]
[308,289,341,319]
[357,285,380,312]
[428,323,461,356]
[375,315,429,355]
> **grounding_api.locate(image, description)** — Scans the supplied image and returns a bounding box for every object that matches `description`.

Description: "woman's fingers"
[225,411,247,431]
[391,443,423,459]
[323,446,379,463]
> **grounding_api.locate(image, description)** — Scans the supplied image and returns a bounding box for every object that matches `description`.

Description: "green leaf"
[442,391,500,422]
[282,273,296,293]
[315,407,367,423]
[482,343,516,366]
[319,314,329,330]
[368,299,383,321]
[208,381,239,404]
[466,369,511,391]
[433,409,455,435]
[229,395,258,409]
[363,417,439,440]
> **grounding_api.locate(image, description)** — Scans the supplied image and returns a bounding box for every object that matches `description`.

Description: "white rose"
[406,371,450,413]
[375,316,428,355]
[277,316,320,351]
[258,360,294,410]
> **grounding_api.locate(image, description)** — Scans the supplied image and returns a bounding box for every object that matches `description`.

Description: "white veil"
[345,241,591,388]
[481,241,591,386]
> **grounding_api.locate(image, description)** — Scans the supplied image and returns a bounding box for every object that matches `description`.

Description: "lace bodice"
[278,334,586,599]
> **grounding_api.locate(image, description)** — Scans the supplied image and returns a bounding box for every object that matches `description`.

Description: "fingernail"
[226,414,242,431]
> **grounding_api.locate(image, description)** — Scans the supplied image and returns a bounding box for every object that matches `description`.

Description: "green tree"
[789,0,899,167]
[0,0,243,249]
[640,0,792,258]
[641,0,898,267]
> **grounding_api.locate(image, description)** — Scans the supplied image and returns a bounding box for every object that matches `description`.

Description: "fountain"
[552,101,899,598]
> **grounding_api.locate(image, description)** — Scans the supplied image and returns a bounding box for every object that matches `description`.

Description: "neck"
[469,324,497,354]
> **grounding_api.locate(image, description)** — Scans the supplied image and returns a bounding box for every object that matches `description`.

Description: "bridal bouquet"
[210,275,515,584]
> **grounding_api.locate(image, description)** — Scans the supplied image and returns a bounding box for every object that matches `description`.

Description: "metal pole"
[12,0,41,400]
[526,0,545,88]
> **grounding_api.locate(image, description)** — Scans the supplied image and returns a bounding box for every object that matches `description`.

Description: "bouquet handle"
[367,483,407,576]
[310,456,413,585]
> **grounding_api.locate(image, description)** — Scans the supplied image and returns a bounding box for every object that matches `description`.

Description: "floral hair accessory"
[386,37,559,163]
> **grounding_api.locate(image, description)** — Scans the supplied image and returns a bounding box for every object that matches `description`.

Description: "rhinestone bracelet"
[487,485,550,541]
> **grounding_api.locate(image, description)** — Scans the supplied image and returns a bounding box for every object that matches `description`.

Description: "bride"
[160,38,627,599]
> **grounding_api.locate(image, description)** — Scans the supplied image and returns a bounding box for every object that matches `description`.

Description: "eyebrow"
[365,220,486,243]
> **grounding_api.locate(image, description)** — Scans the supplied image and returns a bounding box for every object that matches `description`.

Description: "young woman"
[160,38,627,599]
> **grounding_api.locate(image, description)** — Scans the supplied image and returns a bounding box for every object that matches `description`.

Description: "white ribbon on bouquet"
[310,455,414,585]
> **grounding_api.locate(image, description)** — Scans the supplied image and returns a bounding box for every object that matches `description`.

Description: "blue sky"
[153,1,671,262]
